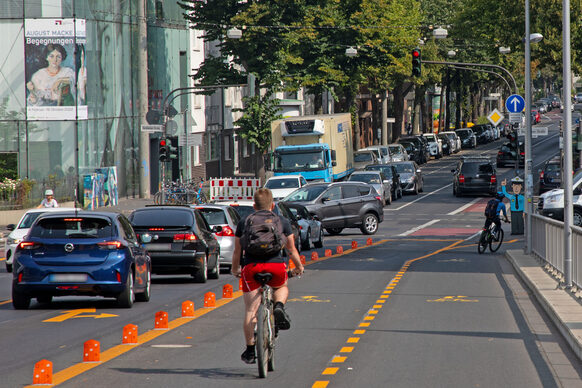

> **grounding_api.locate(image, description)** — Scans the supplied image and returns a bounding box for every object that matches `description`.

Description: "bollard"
[325,249,332,257]
[239,278,243,291]
[300,255,306,264]
[336,245,344,254]
[122,324,138,344]
[366,238,373,246]
[32,360,52,385]
[182,301,195,317]
[351,241,358,249]
[311,251,319,261]
[204,292,216,308]
[155,311,169,330]
[83,340,100,363]
[222,284,233,298]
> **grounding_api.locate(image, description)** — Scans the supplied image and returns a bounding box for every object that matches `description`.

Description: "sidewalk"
[505,249,582,361]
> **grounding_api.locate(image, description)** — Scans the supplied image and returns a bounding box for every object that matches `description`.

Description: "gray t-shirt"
[40,198,59,208]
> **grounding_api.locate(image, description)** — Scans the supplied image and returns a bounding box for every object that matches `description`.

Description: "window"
[358,185,371,196]
[224,135,231,160]
[118,215,136,242]
[130,209,193,227]
[342,185,360,198]
[207,133,219,161]
[193,145,201,166]
[198,208,227,225]
[242,138,249,157]
[323,186,341,200]
[30,217,113,239]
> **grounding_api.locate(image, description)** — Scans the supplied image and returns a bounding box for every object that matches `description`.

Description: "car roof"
[266,175,301,180]
[461,157,492,163]
[360,145,386,150]
[189,203,232,210]
[23,207,80,215]
[35,210,119,219]
[351,170,381,174]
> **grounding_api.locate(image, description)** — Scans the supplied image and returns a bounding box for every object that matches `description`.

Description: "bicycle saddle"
[254,272,273,284]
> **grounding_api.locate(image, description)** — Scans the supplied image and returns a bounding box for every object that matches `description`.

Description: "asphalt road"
[1,111,581,387]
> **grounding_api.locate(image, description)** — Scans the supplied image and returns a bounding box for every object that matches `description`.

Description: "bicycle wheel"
[489,228,504,252]
[256,304,269,378]
[153,192,161,205]
[477,231,488,254]
[267,305,275,372]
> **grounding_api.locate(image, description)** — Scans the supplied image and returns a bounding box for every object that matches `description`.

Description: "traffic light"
[159,138,168,162]
[167,137,178,160]
[411,48,422,77]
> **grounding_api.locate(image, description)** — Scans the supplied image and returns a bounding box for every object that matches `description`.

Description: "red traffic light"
[160,139,167,146]
[412,50,420,58]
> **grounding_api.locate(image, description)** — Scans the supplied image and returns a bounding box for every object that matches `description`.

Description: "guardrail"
[531,213,582,289]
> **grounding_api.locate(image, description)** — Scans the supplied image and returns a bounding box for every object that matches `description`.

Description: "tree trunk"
[392,82,407,141]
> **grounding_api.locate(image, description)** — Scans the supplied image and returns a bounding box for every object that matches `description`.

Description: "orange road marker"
[300,254,306,264]
[83,340,100,363]
[239,278,243,290]
[336,246,343,254]
[366,238,373,245]
[351,241,358,249]
[311,251,318,261]
[324,249,332,257]
[222,284,233,298]
[181,301,195,317]
[204,292,216,308]
[122,324,138,344]
[32,359,52,385]
[154,311,169,330]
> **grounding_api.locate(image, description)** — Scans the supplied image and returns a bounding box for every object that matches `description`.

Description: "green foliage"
[475,116,490,125]
[233,90,282,154]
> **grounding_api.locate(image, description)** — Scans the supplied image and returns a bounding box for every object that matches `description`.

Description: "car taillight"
[520,151,525,156]
[18,273,23,282]
[174,233,197,242]
[98,241,123,249]
[375,195,382,202]
[115,271,122,283]
[215,226,234,237]
[491,175,497,183]
[459,174,465,183]
[149,227,164,231]
[18,242,41,250]
[540,171,544,179]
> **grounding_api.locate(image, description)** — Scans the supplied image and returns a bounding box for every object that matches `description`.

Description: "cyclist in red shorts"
[231,188,304,364]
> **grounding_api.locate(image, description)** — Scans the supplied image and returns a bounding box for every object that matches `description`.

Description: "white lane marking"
[151,344,193,348]
[447,197,481,215]
[398,219,440,237]
[387,183,452,211]
[465,230,482,241]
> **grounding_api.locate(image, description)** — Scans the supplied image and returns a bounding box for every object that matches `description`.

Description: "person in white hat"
[38,189,59,208]
[501,177,524,235]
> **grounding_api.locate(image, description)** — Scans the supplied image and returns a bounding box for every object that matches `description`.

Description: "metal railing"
[531,213,582,289]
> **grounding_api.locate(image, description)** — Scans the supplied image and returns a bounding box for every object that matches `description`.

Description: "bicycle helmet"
[45,189,54,196]
[495,192,505,200]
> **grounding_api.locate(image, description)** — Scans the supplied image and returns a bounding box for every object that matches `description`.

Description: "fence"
[531,213,582,289]
[209,177,260,202]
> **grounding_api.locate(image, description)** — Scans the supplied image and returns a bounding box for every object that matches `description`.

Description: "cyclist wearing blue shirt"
[484,192,510,238]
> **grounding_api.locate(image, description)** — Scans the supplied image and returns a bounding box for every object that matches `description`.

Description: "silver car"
[388,143,409,162]
[348,170,392,205]
[353,150,378,170]
[284,202,324,250]
[192,204,241,269]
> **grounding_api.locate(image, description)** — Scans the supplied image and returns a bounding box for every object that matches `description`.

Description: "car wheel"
[386,190,392,205]
[117,271,135,308]
[314,228,324,248]
[326,228,343,235]
[413,183,418,195]
[301,229,311,251]
[6,263,12,273]
[193,254,208,283]
[398,187,403,199]
[136,267,151,302]
[12,285,30,310]
[574,208,582,227]
[360,213,379,235]
[208,254,220,280]
[419,179,424,193]
[37,295,53,304]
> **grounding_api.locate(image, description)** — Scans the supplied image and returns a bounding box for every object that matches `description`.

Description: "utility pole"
[524,0,533,254]
[138,0,150,198]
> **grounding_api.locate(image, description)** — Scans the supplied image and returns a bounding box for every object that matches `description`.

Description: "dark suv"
[538,157,561,194]
[399,136,430,164]
[283,182,384,235]
[451,157,498,197]
[129,206,221,283]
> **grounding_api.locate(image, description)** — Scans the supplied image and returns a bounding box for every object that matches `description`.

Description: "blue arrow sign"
[505,94,525,113]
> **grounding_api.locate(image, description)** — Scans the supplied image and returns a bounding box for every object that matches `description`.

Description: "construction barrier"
[325,249,332,257]
[366,238,373,245]
[210,178,260,201]
[300,254,306,264]
[351,241,358,249]
[311,251,319,261]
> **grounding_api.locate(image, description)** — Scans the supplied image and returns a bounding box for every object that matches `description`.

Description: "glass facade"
[0,0,190,203]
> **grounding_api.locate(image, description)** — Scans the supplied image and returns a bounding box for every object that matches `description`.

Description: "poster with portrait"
[24,18,87,121]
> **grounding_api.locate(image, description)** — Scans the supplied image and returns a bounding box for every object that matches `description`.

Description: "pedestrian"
[406,122,413,135]
[501,177,524,235]
[38,189,59,208]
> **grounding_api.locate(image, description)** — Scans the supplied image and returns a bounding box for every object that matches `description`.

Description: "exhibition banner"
[25,18,87,120]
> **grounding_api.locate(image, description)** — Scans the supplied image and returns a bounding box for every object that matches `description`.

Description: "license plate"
[50,274,88,283]
[145,243,171,252]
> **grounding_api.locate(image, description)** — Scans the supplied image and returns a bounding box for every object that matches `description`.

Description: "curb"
[505,249,582,361]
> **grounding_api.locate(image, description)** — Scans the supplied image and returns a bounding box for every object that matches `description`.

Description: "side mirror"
[451,169,456,173]
[212,225,223,234]
[416,169,421,173]
[332,161,337,167]
[140,234,152,244]
[383,180,391,184]
[312,214,320,221]
[6,224,15,231]
[295,214,303,220]
[321,197,330,203]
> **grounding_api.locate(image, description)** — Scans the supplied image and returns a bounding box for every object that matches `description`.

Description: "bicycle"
[477,219,510,254]
[193,178,207,204]
[253,272,277,378]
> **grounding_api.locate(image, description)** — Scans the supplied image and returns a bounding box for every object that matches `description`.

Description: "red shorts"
[241,262,287,292]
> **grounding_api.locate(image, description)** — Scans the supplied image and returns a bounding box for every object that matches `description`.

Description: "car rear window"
[130,209,193,227]
[284,186,327,202]
[462,162,493,174]
[393,163,414,173]
[198,208,227,225]
[265,178,299,189]
[389,146,402,154]
[545,163,560,172]
[29,217,113,239]
[349,173,381,184]
[231,205,254,219]
[354,153,374,162]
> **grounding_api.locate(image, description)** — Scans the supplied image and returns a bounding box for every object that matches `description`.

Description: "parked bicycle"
[478,219,510,254]
[153,179,207,205]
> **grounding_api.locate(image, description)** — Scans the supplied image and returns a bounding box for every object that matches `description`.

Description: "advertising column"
[25,18,87,120]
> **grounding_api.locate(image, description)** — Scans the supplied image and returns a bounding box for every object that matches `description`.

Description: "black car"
[399,136,429,164]
[437,133,452,156]
[283,182,384,235]
[470,124,490,145]
[496,141,524,168]
[399,140,422,164]
[364,164,404,200]
[455,128,477,149]
[129,206,221,283]
[273,201,302,253]
[452,157,498,197]
[392,161,424,194]
[538,157,561,194]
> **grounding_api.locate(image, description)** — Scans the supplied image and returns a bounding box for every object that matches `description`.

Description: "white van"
[541,172,582,226]
[359,145,391,164]
[421,133,443,158]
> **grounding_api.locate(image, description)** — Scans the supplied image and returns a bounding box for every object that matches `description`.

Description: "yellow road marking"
[340,347,353,353]
[373,305,382,309]
[313,381,329,388]
[376,300,385,304]
[332,356,347,363]
[427,295,478,303]
[43,308,118,322]
[363,316,374,321]
[379,295,389,299]
[358,322,370,327]
[322,367,339,375]
[353,329,365,335]
[0,299,12,306]
[347,337,360,343]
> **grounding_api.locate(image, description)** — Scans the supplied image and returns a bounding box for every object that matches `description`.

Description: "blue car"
[12,211,152,309]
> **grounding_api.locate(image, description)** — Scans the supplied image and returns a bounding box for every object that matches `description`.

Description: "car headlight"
[546,194,562,204]
[406,177,415,183]
[7,237,21,245]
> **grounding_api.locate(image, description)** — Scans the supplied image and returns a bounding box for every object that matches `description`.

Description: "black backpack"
[484,199,499,219]
[240,210,287,260]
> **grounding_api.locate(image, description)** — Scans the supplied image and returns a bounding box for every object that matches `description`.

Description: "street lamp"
[499,46,511,54]
[433,27,448,39]
[226,27,242,39]
[447,50,456,58]
[345,46,358,57]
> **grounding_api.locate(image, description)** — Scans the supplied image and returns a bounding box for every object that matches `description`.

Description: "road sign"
[141,124,163,132]
[509,112,522,124]
[505,94,525,113]
[487,109,504,126]
[532,127,548,136]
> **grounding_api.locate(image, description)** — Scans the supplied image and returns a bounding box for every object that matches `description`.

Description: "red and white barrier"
[210,178,260,201]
